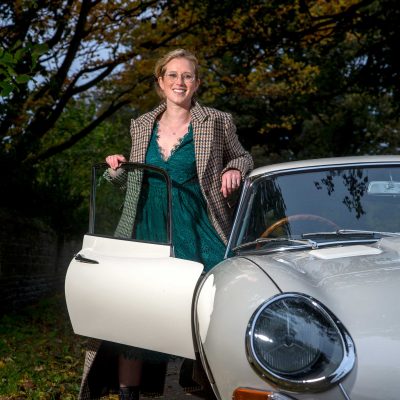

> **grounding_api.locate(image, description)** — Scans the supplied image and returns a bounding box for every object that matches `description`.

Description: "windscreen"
[236,165,400,246]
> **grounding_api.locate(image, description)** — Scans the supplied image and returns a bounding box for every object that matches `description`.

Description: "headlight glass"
[246,293,355,392]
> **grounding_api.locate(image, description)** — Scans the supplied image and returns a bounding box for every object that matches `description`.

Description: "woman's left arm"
[220,114,254,198]
[221,114,253,176]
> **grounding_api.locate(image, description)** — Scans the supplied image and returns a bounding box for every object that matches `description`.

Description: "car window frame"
[88,162,173,246]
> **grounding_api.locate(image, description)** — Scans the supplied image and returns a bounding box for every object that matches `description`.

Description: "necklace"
[159,117,190,137]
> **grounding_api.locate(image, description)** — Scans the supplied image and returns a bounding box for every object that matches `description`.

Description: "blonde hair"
[154,49,199,98]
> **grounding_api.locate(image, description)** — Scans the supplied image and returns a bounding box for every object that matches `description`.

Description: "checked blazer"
[127,100,253,244]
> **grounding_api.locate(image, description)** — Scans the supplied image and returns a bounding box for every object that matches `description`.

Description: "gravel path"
[106,358,205,399]
[162,358,195,399]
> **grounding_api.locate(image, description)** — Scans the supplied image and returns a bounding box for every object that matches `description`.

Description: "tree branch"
[25,98,130,164]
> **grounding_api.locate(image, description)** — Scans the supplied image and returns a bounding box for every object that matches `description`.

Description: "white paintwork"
[80,234,171,258]
[65,235,204,359]
[196,273,216,343]
[196,257,345,400]
[249,155,400,178]
[310,244,382,259]
[242,239,400,399]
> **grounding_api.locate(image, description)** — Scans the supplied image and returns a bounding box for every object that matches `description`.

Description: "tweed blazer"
[127,101,253,244]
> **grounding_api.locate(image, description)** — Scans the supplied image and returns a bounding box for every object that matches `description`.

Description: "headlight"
[246,293,355,392]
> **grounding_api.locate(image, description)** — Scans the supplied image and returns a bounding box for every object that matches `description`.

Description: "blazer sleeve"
[103,168,128,192]
[221,113,254,179]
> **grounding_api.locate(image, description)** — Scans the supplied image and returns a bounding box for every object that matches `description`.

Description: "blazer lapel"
[131,103,166,162]
[191,102,215,182]
[132,101,215,182]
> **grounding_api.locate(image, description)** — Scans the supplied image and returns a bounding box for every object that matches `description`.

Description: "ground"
[0,295,204,399]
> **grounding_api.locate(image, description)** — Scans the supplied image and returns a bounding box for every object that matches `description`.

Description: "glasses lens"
[164,72,195,83]
[183,73,194,82]
[165,72,178,81]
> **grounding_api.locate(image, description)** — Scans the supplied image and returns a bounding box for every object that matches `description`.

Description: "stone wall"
[0,208,81,314]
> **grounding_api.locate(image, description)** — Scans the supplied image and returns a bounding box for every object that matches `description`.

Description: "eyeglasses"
[163,71,196,83]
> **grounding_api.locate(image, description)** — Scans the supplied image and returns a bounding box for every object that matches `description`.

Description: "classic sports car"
[65,156,400,400]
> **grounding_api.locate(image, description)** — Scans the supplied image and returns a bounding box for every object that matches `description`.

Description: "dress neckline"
[155,122,192,162]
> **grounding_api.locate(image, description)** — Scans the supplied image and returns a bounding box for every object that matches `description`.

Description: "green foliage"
[188,0,400,161]
[0,295,86,399]
[0,0,197,166]
[1,0,400,231]
[297,93,400,159]
[0,41,47,97]
[34,98,132,234]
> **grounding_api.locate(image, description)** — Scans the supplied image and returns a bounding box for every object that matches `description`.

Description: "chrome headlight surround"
[246,293,356,392]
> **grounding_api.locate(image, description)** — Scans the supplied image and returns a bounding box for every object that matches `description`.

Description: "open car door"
[65,163,204,359]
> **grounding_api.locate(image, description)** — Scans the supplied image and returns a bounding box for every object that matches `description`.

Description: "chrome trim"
[225,178,251,258]
[339,383,352,400]
[236,238,379,256]
[245,292,356,393]
[249,159,400,180]
[192,270,222,400]
[74,253,99,264]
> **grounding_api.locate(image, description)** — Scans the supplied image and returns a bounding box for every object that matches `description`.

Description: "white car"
[66,156,400,400]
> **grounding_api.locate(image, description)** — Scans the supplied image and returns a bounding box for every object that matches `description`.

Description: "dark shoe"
[119,386,140,400]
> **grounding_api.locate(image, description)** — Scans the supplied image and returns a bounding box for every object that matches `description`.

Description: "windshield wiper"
[337,229,400,237]
[302,229,400,239]
[233,237,319,252]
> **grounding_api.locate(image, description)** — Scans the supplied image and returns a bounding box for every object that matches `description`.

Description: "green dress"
[134,122,226,272]
[119,123,227,363]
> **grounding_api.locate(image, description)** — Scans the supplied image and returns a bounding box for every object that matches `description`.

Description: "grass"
[0,294,89,399]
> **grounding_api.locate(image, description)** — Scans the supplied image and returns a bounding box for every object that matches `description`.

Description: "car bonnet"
[243,237,400,396]
[245,237,400,328]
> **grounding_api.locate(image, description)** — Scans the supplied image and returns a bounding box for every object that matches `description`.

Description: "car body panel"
[65,234,203,359]
[195,257,348,400]
[242,239,400,399]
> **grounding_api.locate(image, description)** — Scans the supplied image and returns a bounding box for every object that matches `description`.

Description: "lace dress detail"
[134,123,226,271]
[155,121,190,161]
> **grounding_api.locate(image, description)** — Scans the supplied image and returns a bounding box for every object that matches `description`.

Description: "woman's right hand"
[105,154,126,170]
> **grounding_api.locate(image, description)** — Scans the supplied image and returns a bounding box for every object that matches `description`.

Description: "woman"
[79,49,253,399]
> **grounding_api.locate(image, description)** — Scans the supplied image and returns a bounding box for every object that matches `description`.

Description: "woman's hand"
[105,154,126,170]
[221,169,242,198]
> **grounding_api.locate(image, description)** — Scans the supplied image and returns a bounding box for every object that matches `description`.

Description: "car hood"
[244,237,400,397]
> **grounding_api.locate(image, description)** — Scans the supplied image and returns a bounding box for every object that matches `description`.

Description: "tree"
[2,0,400,228]
[34,97,132,234]
[0,0,207,166]
[0,0,210,215]
[211,0,400,160]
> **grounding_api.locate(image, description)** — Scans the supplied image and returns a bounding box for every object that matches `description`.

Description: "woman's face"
[158,57,200,108]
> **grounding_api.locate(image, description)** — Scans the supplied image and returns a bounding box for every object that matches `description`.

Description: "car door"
[65,163,204,359]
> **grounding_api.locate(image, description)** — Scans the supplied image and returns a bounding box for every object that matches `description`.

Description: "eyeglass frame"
[162,71,197,84]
